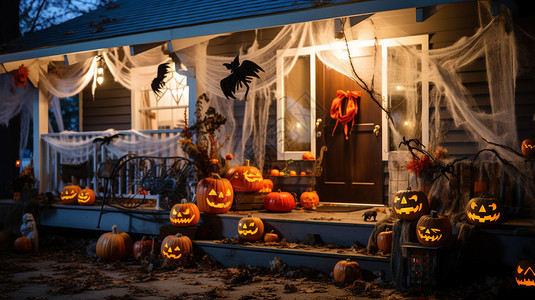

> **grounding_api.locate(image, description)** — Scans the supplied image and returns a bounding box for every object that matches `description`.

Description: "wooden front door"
[315,58,383,204]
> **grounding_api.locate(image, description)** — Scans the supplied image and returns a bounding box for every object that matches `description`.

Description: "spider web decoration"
[155,71,188,105]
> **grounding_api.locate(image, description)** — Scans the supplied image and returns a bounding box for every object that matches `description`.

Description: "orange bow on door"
[330,90,361,140]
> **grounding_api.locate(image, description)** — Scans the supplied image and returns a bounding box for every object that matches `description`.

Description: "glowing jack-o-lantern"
[393,188,430,221]
[259,179,274,193]
[169,199,200,227]
[521,139,535,157]
[196,173,234,214]
[60,185,82,205]
[416,211,452,247]
[237,214,264,241]
[226,159,263,192]
[300,189,320,209]
[160,233,192,263]
[77,188,96,206]
[515,260,535,287]
[466,197,502,227]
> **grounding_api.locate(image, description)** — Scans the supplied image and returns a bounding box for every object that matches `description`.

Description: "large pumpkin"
[377,229,393,253]
[393,188,430,221]
[300,190,320,209]
[77,188,96,206]
[333,259,361,284]
[196,173,234,214]
[264,190,295,212]
[259,179,274,193]
[515,259,535,287]
[161,233,192,263]
[13,236,32,253]
[466,196,502,227]
[226,159,263,192]
[60,185,81,205]
[238,214,264,242]
[133,236,159,262]
[521,139,535,157]
[170,199,200,226]
[416,211,452,247]
[96,225,133,261]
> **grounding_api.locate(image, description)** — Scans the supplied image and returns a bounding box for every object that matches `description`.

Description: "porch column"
[33,65,49,192]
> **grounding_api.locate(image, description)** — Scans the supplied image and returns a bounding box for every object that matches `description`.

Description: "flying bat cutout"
[220,55,264,100]
[151,63,170,96]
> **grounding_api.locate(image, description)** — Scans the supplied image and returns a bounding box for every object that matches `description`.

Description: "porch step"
[194,240,392,280]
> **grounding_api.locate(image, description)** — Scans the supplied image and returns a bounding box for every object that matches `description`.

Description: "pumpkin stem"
[211,173,222,179]
[112,225,119,234]
[174,233,183,237]
[430,210,438,218]
[181,198,187,204]
[245,159,250,166]
[247,214,253,217]
[141,236,147,242]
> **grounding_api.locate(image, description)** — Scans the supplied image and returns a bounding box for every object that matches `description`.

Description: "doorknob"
[373,124,381,136]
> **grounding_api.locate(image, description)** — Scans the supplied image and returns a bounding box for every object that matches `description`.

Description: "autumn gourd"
[133,236,159,262]
[170,199,200,226]
[377,229,393,253]
[393,188,430,221]
[13,236,32,253]
[77,188,96,206]
[264,230,279,243]
[96,225,133,261]
[269,169,280,177]
[521,139,535,157]
[416,211,452,247]
[333,259,361,284]
[238,214,264,242]
[226,159,263,192]
[515,259,535,287]
[161,233,192,263]
[60,185,82,205]
[465,196,502,227]
[302,151,315,161]
[260,178,274,193]
[196,173,234,214]
[300,189,320,209]
[264,190,295,212]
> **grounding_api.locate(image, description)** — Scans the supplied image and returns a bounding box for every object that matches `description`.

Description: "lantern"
[237,214,264,242]
[169,199,200,227]
[196,173,234,214]
[393,188,430,221]
[521,139,535,157]
[264,190,295,212]
[465,197,502,227]
[260,179,274,193]
[77,188,96,206]
[96,225,133,261]
[377,229,393,253]
[60,185,82,205]
[226,159,263,192]
[161,233,192,262]
[333,259,361,284]
[299,190,320,209]
[515,260,535,287]
[416,211,452,247]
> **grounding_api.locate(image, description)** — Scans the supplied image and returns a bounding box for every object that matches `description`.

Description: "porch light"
[296,122,301,128]
[404,121,410,126]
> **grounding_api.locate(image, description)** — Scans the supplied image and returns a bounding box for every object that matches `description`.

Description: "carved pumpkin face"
[300,190,320,209]
[161,233,192,262]
[77,188,96,206]
[466,197,502,227]
[170,200,200,227]
[196,174,234,214]
[60,185,82,205]
[521,139,535,157]
[416,211,452,247]
[259,179,274,193]
[226,159,263,192]
[393,189,430,221]
[238,214,264,241]
[515,260,535,287]
[11,65,29,87]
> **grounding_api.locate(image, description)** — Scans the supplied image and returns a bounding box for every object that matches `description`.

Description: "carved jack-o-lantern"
[60,185,82,205]
[226,159,263,192]
[237,214,264,241]
[259,179,274,193]
[169,199,200,227]
[416,211,452,247]
[515,260,535,287]
[521,139,535,157]
[393,188,430,221]
[300,190,320,209]
[160,233,192,262]
[77,188,96,206]
[466,197,502,227]
[196,174,234,214]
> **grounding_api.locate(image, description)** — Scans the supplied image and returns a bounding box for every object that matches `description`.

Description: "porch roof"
[0,0,467,64]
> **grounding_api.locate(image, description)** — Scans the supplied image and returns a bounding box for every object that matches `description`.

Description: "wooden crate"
[232,192,267,210]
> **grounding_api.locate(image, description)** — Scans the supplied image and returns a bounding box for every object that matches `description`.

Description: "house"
[1,0,534,287]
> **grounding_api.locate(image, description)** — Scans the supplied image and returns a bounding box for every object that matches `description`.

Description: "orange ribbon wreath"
[330,90,361,140]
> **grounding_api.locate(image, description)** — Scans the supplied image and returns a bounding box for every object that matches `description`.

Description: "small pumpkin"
[196,173,234,214]
[302,151,315,161]
[77,188,96,206]
[289,170,297,176]
[393,188,430,221]
[416,211,452,247]
[170,199,200,226]
[60,185,82,205]
[133,236,159,262]
[300,189,320,209]
[515,259,535,287]
[269,169,280,177]
[377,229,393,253]
[238,214,264,241]
[260,178,274,193]
[226,159,263,192]
[161,233,192,262]
[264,230,279,243]
[264,190,295,212]
[13,236,32,253]
[333,259,361,284]
[466,196,502,227]
[96,225,133,261]
[521,139,535,157]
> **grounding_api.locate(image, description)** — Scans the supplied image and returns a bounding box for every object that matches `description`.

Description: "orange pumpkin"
[289,170,297,176]
[77,188,96,206]
[522,139,535,157]
[13,236,32,253]
[465,196,502,227]
[226,159,263,192]
[300,190,319,209]
[161,233,192,263]
[269,169,280,177]
[196,174,234,214]
[238,214,264,241]
[264,190,295,212]
[264,230,279,243]
[393,188,430,221]
[96,225,133,261]
[170,199,200,226]
[417,211,452,247]
[133,236,159,262]
[302,151,315,161]
[60,185,81,205]
[333,259,361,284]
[377,229,393,253]
[260,179,274,193]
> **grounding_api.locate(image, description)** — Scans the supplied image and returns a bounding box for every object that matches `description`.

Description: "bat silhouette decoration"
[151,63,170,96]
[93,134,124,146]
[220,55,264,100]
